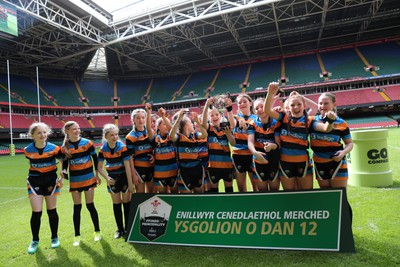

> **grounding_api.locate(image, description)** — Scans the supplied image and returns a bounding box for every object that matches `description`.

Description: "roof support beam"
[107,0,282,46]
[178,23,220,65]
[136,34,191,71]
[271,2,283,54]
[317,0,329,48]
[221,13,250,59]
[356,0,384,41]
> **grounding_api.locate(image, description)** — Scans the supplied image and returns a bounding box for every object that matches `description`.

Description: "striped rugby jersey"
[206,124,233,170]
[232,113,258,155]
[150,133,178,179]
[126,128,154,168]
[248,117,280,163]
[98,140,130,176]
[61,138,97,190]
[277,112,313,163]
[24,142,62,177]
[310,114,351,163]
[173,132,202,168]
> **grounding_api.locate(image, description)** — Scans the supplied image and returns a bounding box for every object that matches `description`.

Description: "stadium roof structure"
[0,0,399,80]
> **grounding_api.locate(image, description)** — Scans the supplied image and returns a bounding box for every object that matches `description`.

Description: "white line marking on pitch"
[389,145,400,150]
[0,187,25,190]
[0,196,25,205]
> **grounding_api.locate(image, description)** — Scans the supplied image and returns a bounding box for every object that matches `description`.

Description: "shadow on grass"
[79,239,143,266]
[34,245,81,266]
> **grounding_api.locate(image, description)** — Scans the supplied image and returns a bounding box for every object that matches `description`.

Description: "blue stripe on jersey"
[209,154,232,163]
[281,147,308,156]
[71,172,94,182]
[155,163,178,172]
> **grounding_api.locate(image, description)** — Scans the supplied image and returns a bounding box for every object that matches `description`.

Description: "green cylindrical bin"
[347,129,392,187]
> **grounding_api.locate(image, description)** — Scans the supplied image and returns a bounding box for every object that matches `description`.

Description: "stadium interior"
[0,0,399,153]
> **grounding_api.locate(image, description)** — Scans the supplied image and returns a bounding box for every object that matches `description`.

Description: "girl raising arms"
[146,104,178,193]
[201,96,236,193]
[170,109,208,193]
[247,98,281,192]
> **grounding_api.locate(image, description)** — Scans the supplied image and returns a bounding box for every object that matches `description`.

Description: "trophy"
[211,94,231,129]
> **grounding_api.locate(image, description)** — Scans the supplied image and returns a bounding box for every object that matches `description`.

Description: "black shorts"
[154,177,177,188]
[27,173,59,196]
[314,160,343,180]
[232,154,253,173]
[71,183,97,192]
[135,166,154,183]
[108,173,129,194]
[178,163,204,191]
[279,160,313,179]
[253,149,280,182]
[208,168,234,184]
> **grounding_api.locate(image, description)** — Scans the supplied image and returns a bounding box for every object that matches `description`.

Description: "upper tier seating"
[1,41,399,106]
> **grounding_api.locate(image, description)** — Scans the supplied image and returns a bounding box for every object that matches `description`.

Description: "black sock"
[30,211,42,242]
[113,203,124,232]
[86,203,100,232]
[123,202,131,232]
[209,187,219,193]
[225,186,233,192]
[73,204,82,236]
[47,208,59,239]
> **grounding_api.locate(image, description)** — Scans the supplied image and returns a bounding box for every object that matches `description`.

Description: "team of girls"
[126,87,352,193]
[23,86,352,253]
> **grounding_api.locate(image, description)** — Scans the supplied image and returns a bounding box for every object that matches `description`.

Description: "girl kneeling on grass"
[98,124,134,239]
[24,122,63,254]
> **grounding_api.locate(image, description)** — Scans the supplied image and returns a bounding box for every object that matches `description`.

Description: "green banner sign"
[127,189,354,252]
